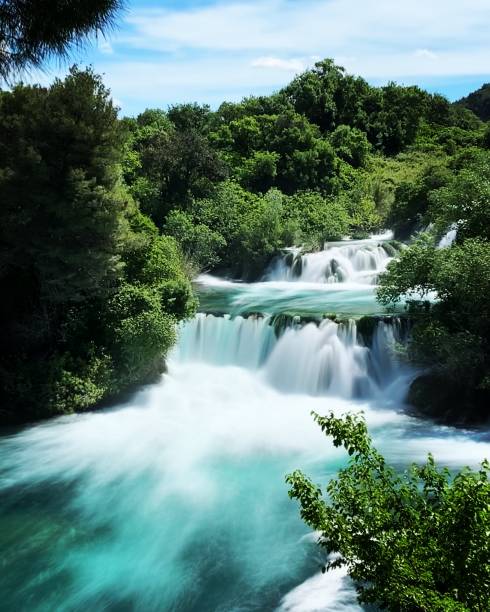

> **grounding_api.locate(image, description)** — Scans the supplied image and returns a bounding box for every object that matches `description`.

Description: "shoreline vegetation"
[1,60,489,425]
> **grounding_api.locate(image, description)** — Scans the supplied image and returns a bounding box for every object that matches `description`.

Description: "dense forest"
[1,59,489,424]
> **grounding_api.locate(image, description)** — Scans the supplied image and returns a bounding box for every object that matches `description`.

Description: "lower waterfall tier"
[174,314,410,400]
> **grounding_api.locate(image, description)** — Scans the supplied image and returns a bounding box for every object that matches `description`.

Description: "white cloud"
[252,57,306,72]
[25,0,490,113]
[120,0,490,61]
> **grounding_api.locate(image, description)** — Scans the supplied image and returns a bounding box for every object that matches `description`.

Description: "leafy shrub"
[288,412,490,611]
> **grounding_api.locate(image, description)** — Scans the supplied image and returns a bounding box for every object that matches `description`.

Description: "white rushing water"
[266,233,395,285]
[177,314,409,400]
[438,224,458,248]
[1,234,488,611]
[196,234,402,317]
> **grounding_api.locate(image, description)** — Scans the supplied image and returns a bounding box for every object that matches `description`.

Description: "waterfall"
[174,313,407,400]
[4,230,487,612]
[265,237,395,285]
[438,224,458,248]
[175,313,276,368]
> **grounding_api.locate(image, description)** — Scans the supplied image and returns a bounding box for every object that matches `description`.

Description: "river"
[1,234,489,611]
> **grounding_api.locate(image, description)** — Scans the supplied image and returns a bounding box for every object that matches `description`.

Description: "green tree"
[388,162,452,239]
[164,209,226,272]
[378,237,490,422]
[286,191,350,247]
[283,59,347,131]
[428,152,490,242]
[0,68,195,423]
[330,124,370,168]
[167,102,213,133]
[287,411,490,611]
[0,0,123,80]
[456,83,490,122]
[124,109,227,223]
[238,150,279,193]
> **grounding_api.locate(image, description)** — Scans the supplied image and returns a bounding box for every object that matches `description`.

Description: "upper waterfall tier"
[265,234,396,285]
[195,234,400,317]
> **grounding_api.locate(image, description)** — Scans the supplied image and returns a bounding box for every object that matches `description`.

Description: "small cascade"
[174,313,407,400]
[266,237,395,285]
[438,224,458,248]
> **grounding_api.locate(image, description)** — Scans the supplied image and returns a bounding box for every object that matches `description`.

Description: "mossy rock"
[356,316,378,345]
[269,313,326,337]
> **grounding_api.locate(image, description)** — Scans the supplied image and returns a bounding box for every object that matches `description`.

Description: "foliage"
[377,233,437,304]
[428,151,490,242]
[123,108,227,224]
[387,162,452,238]
[119,58,487,281]
[285,191,350,247]
[164,209,226,272]
[329,124,370,168]
[287,412,490,611]
[0,0,123,81]
[456,83,490,121]
[0,69,195,423]
[238,150,279,193]
[189,182,295,278]
[378,237,490,422]
[344,192,382,238]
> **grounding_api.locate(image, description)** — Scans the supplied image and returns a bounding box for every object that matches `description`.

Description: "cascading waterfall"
[175,313,408,400]
[266,235,395,285]
[438,224,458,248]
[1,233,488,612]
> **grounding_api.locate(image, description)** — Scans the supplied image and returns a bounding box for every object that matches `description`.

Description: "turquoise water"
[1,238,488,611]
[195,276,398,317]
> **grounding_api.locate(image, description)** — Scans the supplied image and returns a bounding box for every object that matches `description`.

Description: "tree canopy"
[0,67,195,422]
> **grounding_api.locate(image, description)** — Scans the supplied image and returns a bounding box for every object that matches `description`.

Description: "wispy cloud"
[414,49,438,61]
[251,57,306,72]
[121,0,490,58]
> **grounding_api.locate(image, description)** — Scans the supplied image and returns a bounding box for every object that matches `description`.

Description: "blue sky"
[37,0,490,115]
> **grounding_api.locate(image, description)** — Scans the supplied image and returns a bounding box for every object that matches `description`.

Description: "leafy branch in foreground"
[286,412,490,611]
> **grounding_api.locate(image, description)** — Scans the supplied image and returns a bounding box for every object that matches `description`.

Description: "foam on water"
[196,275,387,317]
[277,568,361,612]
[0,360,408,611]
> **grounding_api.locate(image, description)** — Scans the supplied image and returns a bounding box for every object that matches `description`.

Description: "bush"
[286,191,350,247]
[378,237,490,422]
[287,412,490,611]
[164,209,226,272]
